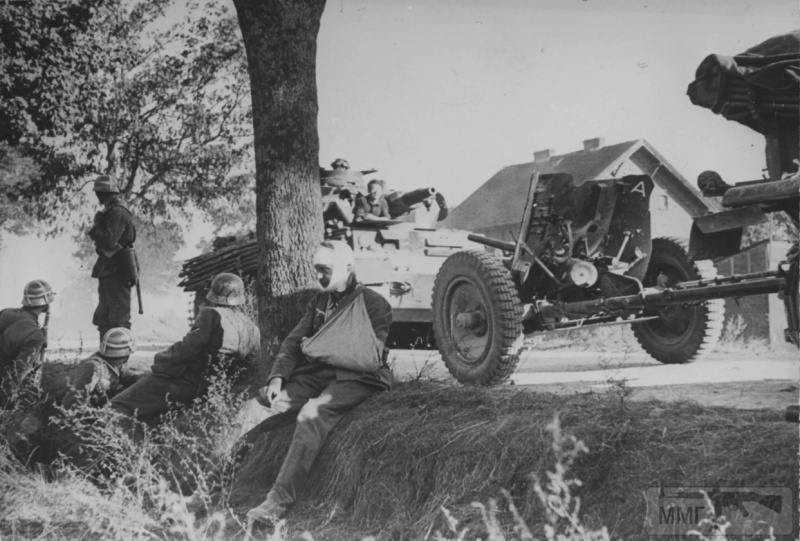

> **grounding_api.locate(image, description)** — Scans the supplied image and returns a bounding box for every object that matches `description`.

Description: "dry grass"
[232,382,797,540]
[1,372,796,540]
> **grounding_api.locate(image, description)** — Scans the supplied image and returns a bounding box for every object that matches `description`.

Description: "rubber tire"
[633,237,724,364]
[432,250,524,385]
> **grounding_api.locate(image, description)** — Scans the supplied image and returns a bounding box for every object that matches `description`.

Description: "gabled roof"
[444,139,718,232]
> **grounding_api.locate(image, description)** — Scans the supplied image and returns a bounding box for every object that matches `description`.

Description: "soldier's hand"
[257,377,284,407]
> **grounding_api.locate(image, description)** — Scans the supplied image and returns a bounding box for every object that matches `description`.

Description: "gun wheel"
[432,250,523,385]
[633,237,724,364]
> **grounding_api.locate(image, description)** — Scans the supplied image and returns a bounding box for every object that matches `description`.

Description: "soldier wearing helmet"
[243,241,392,526]
[40,327,136,409]
[109,272,259,425]
[87,174,137,342]
[0,280,54,406]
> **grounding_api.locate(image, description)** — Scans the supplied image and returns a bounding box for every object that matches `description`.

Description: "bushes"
[1,364,251,540]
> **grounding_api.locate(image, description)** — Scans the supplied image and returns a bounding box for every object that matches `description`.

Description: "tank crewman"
[0,280,54,407]
[322,158,357,227]
[354,179,391,221]
[87,175,137,343]
[330,158,350,170]
[244,240,392,526]
[40,327,135,409]
[109,272,260,425]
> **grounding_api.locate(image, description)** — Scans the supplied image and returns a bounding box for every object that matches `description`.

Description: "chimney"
[533,149,555,163]
[582,137,604,152]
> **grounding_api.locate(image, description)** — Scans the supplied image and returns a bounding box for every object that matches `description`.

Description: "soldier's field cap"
[93,175,120,194]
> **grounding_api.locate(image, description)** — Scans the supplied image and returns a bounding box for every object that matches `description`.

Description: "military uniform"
[40,352,129,409]
[0,308,46,405]
[354,194,390,220]
[88,198,136,339]
[243,283,392,516]
[110,305,259,422]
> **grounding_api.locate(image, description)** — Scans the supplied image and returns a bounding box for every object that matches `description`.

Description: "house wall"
[712,241,790,345]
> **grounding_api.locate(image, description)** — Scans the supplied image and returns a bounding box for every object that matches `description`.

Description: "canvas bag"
[300,290,383,372]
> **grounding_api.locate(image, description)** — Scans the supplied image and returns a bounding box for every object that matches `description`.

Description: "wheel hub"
[454,309,487,336]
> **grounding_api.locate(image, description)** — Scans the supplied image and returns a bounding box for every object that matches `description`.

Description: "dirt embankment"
[232,381,798,540]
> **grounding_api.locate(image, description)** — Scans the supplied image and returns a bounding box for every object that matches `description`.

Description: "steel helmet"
[21,280,55,307]
[93,175,120,194]
[100,327,134,358]
[206,272,246,306]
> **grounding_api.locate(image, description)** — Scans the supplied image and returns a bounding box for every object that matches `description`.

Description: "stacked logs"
[179,235,259,292]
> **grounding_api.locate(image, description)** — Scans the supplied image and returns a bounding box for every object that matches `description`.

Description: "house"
[443,137,720,241]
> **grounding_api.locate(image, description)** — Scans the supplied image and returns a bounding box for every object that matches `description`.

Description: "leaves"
[0,0,254,231]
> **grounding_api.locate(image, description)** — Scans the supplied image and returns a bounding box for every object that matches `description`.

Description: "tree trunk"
[233,0,326,385]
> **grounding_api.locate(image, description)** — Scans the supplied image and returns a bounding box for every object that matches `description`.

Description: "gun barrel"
[387,187,436,218]
[468,233,516,253]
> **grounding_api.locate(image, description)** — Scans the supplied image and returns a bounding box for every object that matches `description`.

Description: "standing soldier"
[88,175,137,343]
[0,280,54,407]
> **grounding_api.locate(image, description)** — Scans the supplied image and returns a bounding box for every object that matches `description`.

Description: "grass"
[1,365,796,540]
[232,383,796,540]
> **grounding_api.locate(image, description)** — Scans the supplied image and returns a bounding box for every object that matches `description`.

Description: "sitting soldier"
[0,280,54,407]
[40,327,135,409]
[244,240,392,526]
[109,272,260,425]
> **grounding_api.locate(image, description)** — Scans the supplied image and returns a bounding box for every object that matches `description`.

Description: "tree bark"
[233,0,326,384]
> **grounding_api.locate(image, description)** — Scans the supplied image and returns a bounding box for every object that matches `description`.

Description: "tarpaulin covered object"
[687,31,799,178]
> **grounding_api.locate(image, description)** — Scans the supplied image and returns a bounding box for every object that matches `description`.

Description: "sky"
[1,0,796,342]
[315,0,796,205]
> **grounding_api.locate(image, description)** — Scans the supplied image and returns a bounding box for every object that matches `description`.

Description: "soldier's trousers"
[109,372,200,423]
[242,368,383,514]
[93,274,131,341]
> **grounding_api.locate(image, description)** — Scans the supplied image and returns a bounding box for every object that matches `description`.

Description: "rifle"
[118,247,143,314]
[42,307,50,352]
[134,250,143,315]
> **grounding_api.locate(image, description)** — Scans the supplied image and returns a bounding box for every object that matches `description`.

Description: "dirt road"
[117,343,797,411]
[387,348,799,411]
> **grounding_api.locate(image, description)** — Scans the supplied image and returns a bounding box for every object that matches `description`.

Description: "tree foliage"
[0,0,253,231]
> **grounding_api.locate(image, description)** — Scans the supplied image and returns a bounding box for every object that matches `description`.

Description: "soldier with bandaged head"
[109,272,259,425]
[244,240,392,526]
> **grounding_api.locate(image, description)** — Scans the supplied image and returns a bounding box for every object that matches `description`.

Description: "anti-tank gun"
[429,30,799,386]
[432,169,796,385]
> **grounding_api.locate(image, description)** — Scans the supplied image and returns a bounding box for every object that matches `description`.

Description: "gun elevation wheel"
[432,250,523,385]
[633,237,724,364]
